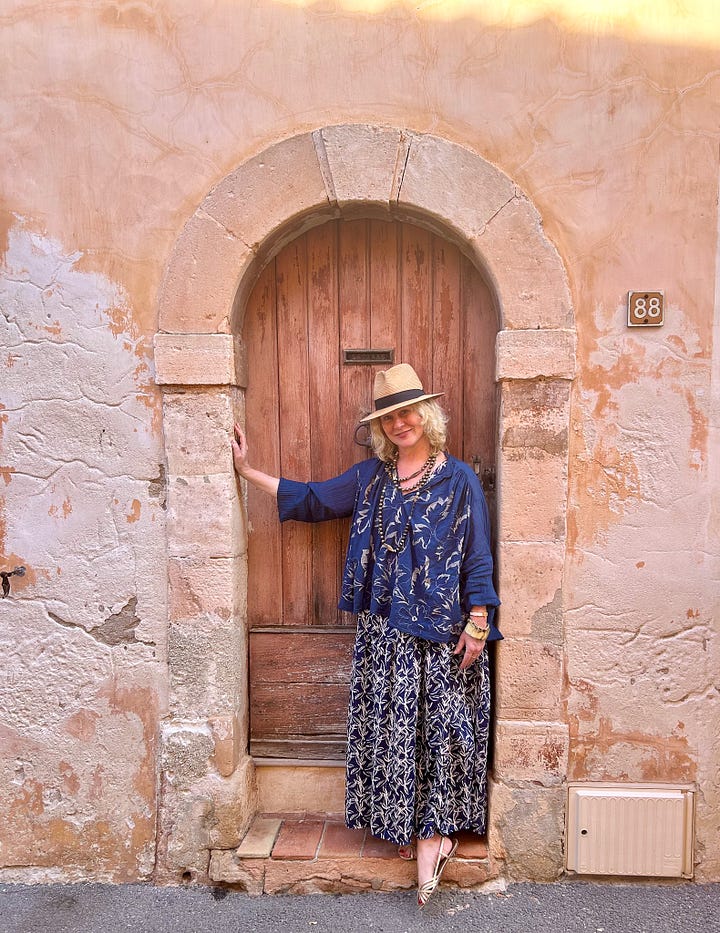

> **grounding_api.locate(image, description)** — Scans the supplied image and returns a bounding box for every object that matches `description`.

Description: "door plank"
[339,219,372,460]
[400,225,433,388]
[337,219,372,628]
[250,738,347,759]
[461,255,497,468]
[250,631,353,684]
[307,224,343,625]
[252,683,350,735]
[369,219,400,352]
[432,236,463,454]
[245,262,282,627]
[276,239,312,625]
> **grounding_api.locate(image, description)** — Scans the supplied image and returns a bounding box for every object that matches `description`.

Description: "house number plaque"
[627,291,664,327]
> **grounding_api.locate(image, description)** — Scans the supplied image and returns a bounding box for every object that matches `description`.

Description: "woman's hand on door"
[231,423,250,475]
[231,423,280,497]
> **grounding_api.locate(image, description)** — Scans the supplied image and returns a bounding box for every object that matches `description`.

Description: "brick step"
[209,814,496,895]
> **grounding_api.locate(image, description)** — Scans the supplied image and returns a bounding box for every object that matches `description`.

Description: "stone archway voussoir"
[476,196,573,331]
[398,133,517,244]
[315,124,407,208]
[202,132,331,251]
[158,211,253,334]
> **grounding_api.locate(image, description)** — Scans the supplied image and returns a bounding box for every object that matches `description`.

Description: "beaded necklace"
[392,459,427,484]
[376,452,438,553]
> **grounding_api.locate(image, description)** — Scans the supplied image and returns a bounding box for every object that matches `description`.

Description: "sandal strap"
[417,837,458,908]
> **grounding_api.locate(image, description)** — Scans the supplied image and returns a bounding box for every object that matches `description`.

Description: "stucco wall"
[1,1,719,883]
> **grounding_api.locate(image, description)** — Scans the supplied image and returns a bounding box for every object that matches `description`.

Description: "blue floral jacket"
[277,455,501,644]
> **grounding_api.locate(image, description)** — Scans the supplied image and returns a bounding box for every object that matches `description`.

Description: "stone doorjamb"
[153,125,576,883]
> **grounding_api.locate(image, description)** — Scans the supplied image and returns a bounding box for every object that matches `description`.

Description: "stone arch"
[154,125,576,884]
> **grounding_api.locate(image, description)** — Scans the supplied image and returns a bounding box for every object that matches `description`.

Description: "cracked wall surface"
[0,223,167,880]
[1,1,719,883]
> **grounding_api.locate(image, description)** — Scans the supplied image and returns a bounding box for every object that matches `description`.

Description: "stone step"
[209,814,496,895]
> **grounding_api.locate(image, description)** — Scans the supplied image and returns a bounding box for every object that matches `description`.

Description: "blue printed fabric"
[345,611,491,845]
[277,455,500,643]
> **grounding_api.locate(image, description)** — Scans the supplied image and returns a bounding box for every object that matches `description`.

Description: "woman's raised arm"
[231,423,280,498]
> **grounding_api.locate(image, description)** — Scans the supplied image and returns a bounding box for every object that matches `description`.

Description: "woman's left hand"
[453,631,486,670]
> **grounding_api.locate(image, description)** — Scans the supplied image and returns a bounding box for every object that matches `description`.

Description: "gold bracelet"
[465,619,490,640]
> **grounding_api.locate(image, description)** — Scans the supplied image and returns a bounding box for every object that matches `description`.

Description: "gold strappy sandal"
[417,837,458,909]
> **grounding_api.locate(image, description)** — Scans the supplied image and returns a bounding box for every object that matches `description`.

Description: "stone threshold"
[209,813,497,895]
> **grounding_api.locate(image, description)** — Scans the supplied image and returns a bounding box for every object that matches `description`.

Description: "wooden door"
[243,219,497,760]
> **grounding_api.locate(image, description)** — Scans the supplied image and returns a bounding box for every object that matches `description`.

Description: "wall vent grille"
[566,783,694,878]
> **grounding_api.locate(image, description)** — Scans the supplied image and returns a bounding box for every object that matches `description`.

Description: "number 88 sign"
[628,291,664,327]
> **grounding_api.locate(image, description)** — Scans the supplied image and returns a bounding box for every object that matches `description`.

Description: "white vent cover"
[566,783,694,878]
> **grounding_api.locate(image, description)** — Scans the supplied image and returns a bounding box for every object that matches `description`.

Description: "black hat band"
[374,388,426,411]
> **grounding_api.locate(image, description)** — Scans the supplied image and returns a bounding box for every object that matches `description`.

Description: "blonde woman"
[232,363,501,908]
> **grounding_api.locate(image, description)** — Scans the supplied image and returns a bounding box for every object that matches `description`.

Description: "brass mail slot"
[343,348,395,365]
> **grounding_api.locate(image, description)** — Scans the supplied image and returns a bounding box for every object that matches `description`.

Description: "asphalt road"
[1,881,720,933]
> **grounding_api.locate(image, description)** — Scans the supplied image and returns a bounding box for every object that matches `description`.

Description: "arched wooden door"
[244,218,497,760]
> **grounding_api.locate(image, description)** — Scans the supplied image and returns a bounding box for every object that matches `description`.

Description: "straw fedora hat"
[359,363,443,422]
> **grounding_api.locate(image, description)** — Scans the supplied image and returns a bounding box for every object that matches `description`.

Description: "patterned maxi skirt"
[345,611,491,846]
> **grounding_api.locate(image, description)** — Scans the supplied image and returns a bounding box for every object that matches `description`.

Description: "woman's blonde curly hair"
[368,399,448,462]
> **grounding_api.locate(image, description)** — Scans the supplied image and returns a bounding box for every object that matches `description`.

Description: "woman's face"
[379,406,426,452]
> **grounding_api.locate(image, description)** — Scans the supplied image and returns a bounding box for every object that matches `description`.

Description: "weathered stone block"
[160,757,256,881]
[488,781,565,881]
[205,756,257,849]
[166,473,245,559]
[208,850,265,893]
[158,211,252,334]
[500,379,571,458]
[399,133,516,241]
[168,618,245,718]
[255,765,345,814]
[498,542,564,641]
[165,795,213,876]
[494,720,569,785]
[442,858,497,888]
[496,329,576,381]
[318,124,403,207]
[161,389,241,475]
[203,133,330,250]
[495,641,564,719]
[154,334,241,387]
[263,856,416,895]
[168,555,246,624]
[209,713,240,777]
[498,453,567,542]
[161,723,214,789]
[478,197,573,330]
[256,850,498,895]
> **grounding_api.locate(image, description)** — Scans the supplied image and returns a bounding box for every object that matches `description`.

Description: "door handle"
[354,423,373,449]
[471,456,496,493]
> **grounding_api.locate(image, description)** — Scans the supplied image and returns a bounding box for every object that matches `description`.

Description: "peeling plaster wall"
[565,307,716,775]
[0,223,167,880]
[1,1,719,882]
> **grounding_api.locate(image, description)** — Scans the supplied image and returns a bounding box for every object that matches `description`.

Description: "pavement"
[2,881,720,933]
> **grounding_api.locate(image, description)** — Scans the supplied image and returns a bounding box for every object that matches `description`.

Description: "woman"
[232,363,500,907]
